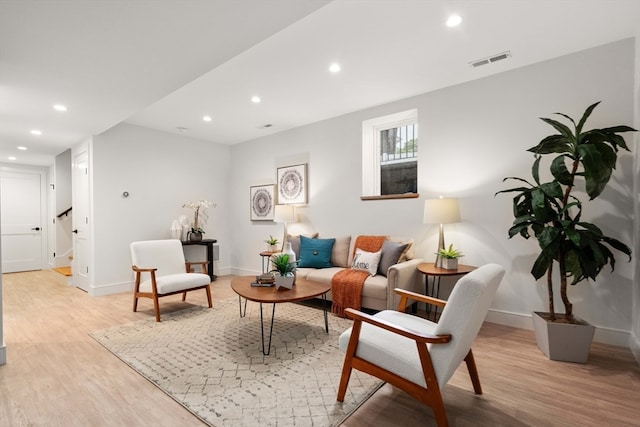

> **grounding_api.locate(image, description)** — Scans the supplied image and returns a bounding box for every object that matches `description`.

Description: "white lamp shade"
[273,204,296,223]
[423,198,461,224]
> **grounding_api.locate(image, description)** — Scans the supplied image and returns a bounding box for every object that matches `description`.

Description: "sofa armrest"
[385,258,424,310]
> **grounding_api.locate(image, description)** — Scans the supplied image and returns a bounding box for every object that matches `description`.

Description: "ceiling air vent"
[470,51,512,68]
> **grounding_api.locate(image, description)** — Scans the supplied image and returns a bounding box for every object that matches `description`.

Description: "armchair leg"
[431,400,449,427]
[337,322,363,402]
[337,358,353,402]
[133,295,139,312]
[153,295,161,322]
[205,285,213,308]
[464,349,482,394]
[181,291,187,302]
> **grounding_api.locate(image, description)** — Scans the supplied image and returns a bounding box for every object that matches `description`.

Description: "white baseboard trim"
[215,267,234,277]
[485,309,631,348]
[230,267,260,277]
[88,281,133,297]
[630,333,640,366]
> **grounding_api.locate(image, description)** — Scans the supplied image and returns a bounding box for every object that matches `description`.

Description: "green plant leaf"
[575,101,600,135]
[540,117,575,142]
[550,155,572,185]
[601,236,632,260]
[577,144,614,199]
[531,250,553,280]
[539,180,563,199]
[527,135,570,155]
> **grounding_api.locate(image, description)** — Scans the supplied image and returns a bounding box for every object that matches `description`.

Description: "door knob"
[72,229,78,234]
[31,227,40,231]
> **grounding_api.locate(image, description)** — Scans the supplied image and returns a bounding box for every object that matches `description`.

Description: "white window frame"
[362,108,418,198]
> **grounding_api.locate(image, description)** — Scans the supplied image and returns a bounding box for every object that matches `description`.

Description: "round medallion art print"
[252,188,273,219]
[277,164,306,204]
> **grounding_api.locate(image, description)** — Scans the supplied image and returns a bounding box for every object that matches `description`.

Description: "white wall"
[90,123,232,293]
[230,39,636,346]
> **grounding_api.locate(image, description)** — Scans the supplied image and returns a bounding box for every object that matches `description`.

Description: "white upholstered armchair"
[337,263,505,427]
[130,239,213,322]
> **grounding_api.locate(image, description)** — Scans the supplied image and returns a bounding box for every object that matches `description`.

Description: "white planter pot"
[441,258,458,270]
[532,311,595,363]
[274,274,294,290]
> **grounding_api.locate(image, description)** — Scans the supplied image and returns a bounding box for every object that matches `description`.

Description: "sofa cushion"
[352,248,382,276]
[304,268,389,301]
[298,236,335,268]
[286,233,319,259]
[388,236,414,261]
[347,235,388,266]
[304,267,344,284]
[377,240,409,276]
[330,236,352,268]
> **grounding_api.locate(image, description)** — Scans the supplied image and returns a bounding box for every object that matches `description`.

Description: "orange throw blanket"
[331,235,386,317]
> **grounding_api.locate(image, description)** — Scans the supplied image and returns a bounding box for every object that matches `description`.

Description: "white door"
[1,169,44,273]
[72,149,90,292]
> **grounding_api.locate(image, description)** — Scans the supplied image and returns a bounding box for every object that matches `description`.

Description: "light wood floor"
[1,270,638,426]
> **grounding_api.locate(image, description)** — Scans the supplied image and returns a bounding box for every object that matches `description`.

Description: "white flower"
[182,200,216,231]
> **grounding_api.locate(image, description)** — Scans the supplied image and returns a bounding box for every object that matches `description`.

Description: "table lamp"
[423,197,461,268]
[273,204,296,250]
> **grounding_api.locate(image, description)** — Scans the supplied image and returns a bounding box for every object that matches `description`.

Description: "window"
[362,109,418,199]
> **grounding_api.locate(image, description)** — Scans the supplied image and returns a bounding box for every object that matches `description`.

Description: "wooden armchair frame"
[132,260,212,322]
[337,288,484,427]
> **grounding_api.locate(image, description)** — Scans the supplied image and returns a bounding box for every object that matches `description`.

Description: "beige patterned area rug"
[90,297,383,426]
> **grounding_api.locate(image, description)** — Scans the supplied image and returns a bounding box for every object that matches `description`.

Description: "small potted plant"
[183,200,215,242]
[436,244,463,270]
[265,235,279,252]
[270,253,296,290]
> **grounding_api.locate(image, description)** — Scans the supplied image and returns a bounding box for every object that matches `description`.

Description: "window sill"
[360,193,420,201]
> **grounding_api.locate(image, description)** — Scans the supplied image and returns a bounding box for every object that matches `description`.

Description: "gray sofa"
[287,234,424,311]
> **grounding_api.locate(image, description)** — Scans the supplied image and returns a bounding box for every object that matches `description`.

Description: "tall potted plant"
[497,102,635,362]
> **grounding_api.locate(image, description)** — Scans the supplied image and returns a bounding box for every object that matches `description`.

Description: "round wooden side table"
[417,262,477,320]
[259,250,280,273]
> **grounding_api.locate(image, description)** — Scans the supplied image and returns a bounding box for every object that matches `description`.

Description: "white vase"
[282,242,297,283]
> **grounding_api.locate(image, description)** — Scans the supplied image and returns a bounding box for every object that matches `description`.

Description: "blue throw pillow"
[298,235,335,268]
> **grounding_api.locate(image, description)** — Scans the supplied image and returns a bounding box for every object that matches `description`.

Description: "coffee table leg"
[238,296,248,318]
[322,294,328,333]
[259,302,276,356]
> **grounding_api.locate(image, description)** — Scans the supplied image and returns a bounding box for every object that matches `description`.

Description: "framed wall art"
[277,163,307,204]
[250,184,275,221]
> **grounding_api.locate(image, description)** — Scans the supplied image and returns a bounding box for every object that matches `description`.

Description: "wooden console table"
[181,239,217,281]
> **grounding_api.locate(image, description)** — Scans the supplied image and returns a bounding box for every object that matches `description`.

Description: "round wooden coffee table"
[231,276,330,355]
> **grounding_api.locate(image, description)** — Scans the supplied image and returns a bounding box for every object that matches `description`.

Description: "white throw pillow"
[351,248,382,276]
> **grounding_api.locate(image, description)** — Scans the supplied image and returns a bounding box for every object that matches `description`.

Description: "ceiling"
[1,0,638,167]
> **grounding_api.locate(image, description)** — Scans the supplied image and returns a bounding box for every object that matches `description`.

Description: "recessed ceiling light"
[53,104,67,112]
[446,14,462,27]
[17,146,27,151]
[176,126,189,132]
[329,63,341,73]
[8,156,16,161]
[203,115,212,122]
[30,129,42,135]
[251,96,261,104]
